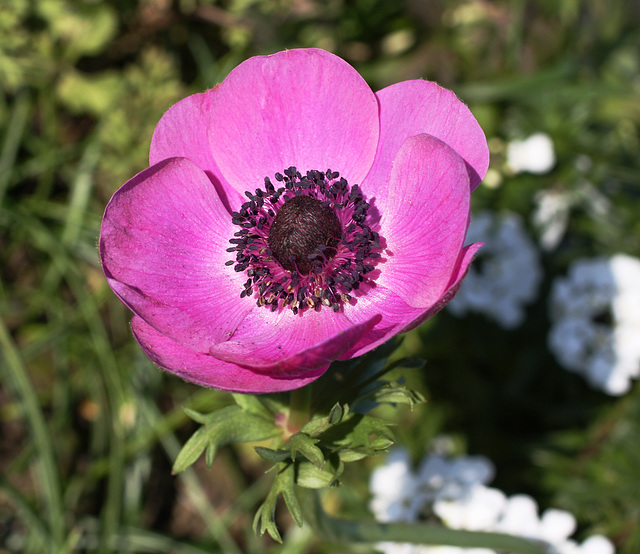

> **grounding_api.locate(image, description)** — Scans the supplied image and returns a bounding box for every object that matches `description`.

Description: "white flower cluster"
[532,189,573,251]
[506,133,556,175]
[548,254,640,395]
[531,181,610,252]
[448,211,542,329]
[369,449,615,554]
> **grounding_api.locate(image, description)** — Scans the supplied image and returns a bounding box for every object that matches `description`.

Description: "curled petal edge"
[131,316,329,394]
[209,313,383,376]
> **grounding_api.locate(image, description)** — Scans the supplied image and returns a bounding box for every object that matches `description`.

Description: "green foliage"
[2,0,640,552]
[173,348,425,542]
[537,388,640,550]
[253,462,302,543]
[172,405,281,473]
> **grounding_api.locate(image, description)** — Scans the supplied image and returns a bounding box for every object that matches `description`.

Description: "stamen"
[227,167,381,314]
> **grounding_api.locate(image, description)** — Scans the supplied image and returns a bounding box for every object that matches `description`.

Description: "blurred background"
[1,0,640,552]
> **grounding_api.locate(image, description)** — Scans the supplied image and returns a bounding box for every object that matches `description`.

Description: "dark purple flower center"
[268,195,341,274]
[227,167,381,314]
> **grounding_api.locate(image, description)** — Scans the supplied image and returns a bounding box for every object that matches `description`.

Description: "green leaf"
[310,338,403,411]
[337,449,369,462]
[231,393,273,420]
[301,415,333,437]
[289,432,324,468]
[204,442,216,467]
[329,402,349,425]
[172,405,280,474]
[300,402,348,437]
[182,406,211,425]
[253,463,302,542]
[171,424,210,474]
[254,447,291,463]
[296,457,343,489]
[358,381,426,410]
[331,414,396,451]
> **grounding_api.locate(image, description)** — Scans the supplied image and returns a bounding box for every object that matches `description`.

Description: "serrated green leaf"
[370,383,426,408]
[368,436,395,450]
[231,393,273,420]
[333,414,396,450]
[349,380,426,414]
[173,405,280,474]
[300,403,349,437]
[301,416,332,437]
[289,433,324,468]
[281,475,303,527]
[171,425,210,474]
[255,446,291,463]
[309,338,403,412]
[253,463,301,542]
[337,449,369,462]
[329,402,349,425]
[296,457,343,489]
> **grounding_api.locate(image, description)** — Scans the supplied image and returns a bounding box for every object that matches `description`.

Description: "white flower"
[370,450,615,554]
[448,211,542,329]
[539,509,578,543]
[573,536,616,554]
[434,485,506,531]
[493,494,541,538]
[507,132,556,174]
[532,189,573,251]
[532,182,611,252]
[370,448,420,522]
[548,254,640,395]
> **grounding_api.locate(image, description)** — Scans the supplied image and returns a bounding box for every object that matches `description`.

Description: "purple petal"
[207,48,379,197]
[149,89,243,210]
[209,307,382,374]
[398,241,483,333]
[342,285,423,358]
[132,317,327,393]
[342,242,482,358]
[376,134,471,309]
[100,157,254,353]
[364,80,489,207]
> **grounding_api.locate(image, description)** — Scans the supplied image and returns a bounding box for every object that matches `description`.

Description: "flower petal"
[208,48,379,196]
[100,157,253,353]
[132,316,326,393]
[208,306,382,375]
[364,79,489,208]
[397,241,482,333]
[343,285,423,356]
[149,89,243,210]
[376,134,471,309]
[342,242,482,358]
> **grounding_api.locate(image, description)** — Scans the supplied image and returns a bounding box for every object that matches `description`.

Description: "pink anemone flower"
[99,48,488,394]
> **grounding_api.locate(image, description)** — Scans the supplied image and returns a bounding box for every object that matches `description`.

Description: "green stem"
[299,490,558,554]
[288,386,312,435]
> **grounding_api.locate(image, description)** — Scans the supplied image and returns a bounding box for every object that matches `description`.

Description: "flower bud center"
[268,195,341,274]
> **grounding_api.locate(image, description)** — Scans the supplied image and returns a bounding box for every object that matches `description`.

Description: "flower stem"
[287,386,312,435]
[299,489,558,554]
